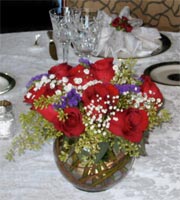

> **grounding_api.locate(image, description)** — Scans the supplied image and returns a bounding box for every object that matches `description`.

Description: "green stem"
[92,156,131,186]
[78,156,132,185]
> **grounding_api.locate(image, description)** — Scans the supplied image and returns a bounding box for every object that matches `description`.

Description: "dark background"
[0,0,60,33]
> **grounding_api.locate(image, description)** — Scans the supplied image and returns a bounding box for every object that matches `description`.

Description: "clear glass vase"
[53,137,135,192]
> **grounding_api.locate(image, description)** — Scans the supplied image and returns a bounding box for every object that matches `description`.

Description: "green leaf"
[95,142,109,163]
[113,138,120,156]
[139,136,148,156]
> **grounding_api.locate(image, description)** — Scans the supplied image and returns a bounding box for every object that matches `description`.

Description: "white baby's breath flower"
[112,64,118,72]
[134,87,138,91]
[97,123,101,128]
[35,82,42,90]
[90,125,95,130]
[49,74,55,79]
[55,90,62,95]
[134,103,140,108]
[83,147,90,152]
[84,69,90,74]
[77,85,82,90]
[41,75,49,82]
[50,83,55,89]
[62,77,68,83]
[150,98,155,102]
[113,117,118,121]
[74,78,82,84]
[145,104,151,109]
[97,129,101,134]
[149,90,153,94]
[102,109,107,114]
[26,92,32,99]
[82,80,102,90]
[156,98,161,103]
[64,83,73,92]
[33,87,38,92]
[102,131,107,136]
[109,106,113,110]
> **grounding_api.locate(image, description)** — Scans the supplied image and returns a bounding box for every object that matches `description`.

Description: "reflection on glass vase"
[54,137,135,192]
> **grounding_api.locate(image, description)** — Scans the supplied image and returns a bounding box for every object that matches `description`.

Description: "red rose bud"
[91,58,115,83]
[34,105,60,125]
[48,63,72,80]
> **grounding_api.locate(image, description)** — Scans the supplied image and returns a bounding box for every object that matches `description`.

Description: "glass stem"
[62,43,69,63]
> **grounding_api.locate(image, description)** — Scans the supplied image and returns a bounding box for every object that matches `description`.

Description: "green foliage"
[111,59,139,85]
[6,110,62,161]
[115,137,141,157]
[116,93,133,109]
[147,106,171,130]
[95,142,109,163]
[33,94,61,109]
[57,109,68,121]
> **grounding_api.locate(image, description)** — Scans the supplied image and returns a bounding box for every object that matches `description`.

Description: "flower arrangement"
[6,58,170,166]
[110,16,133,32]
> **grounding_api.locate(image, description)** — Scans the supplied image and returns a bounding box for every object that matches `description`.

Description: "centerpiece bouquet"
[6,58,170,191]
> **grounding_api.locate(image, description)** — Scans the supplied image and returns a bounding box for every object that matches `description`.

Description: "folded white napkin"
[96,6,162,58]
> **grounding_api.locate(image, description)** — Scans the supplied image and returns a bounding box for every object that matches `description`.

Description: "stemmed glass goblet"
[49,7,72,63]
[70,8,102,60]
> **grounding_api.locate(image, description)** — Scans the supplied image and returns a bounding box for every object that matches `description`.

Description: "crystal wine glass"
[70,8,102,59]
[49,7,72,63]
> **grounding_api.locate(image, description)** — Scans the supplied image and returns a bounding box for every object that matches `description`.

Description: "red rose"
[82,83,119,118]
[34,106,85,137]
[90,58,115,83]
[59,107,85,137]
[140,75,163,108]
[109,108,148,143]
[69,65,95,86]
[111,17,120,27]
[48,63,72,79]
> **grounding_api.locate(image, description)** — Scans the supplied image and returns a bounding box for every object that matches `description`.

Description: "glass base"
[53,137,135,192]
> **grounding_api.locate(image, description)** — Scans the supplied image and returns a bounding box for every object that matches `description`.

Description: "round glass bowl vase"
[53,137,135,192]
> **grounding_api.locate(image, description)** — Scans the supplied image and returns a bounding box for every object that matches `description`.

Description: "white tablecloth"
[0,30,180,200]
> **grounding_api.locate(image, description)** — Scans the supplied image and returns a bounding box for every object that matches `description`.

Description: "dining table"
[0,30,180,200]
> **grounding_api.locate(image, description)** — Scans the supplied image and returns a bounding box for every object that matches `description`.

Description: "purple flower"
[26,73,48,88]
[79,58,91,67]
[115,84,140,93]
[53,88,81,109]
[67,88,81,107]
